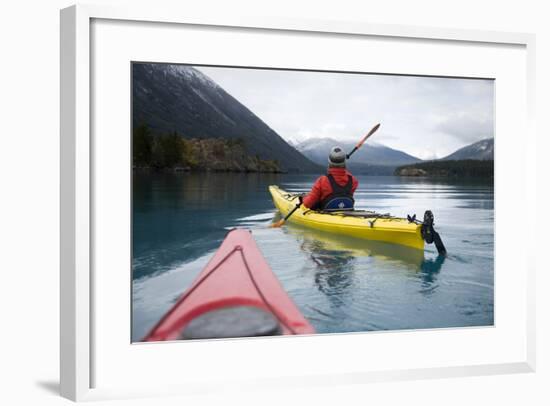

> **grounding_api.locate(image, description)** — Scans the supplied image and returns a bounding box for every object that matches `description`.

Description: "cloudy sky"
[198,66,494,159]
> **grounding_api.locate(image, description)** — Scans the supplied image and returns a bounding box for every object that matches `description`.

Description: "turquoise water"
[132,172,494,342]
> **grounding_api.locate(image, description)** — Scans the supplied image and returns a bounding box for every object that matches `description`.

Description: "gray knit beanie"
[328,146,346,167]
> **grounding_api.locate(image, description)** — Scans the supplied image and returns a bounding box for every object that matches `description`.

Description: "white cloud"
[197,66,494,159]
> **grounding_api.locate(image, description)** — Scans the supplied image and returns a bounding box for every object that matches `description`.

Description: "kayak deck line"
[301,209,412,222]
[284,192,407,221]
[269,185,425,251]
[143,229,315,341]
[236,244,298,334]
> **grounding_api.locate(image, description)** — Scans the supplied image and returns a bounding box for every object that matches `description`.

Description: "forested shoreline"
[132,124,282,173]
[395,160,494,178]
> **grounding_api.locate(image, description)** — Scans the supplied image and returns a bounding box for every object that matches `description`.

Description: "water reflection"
[133,171,283,210]
[418,255,446,295]
[282,222,447,301]
[133,172,284,279]
[283,223,426,269]
[305,244,356,302]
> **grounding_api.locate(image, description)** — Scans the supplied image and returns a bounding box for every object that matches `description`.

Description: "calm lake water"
[132,172,494,342]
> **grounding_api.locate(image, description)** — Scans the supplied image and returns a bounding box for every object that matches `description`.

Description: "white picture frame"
[60,4,536,402]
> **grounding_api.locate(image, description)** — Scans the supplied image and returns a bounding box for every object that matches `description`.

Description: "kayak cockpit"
[179,305,282,340]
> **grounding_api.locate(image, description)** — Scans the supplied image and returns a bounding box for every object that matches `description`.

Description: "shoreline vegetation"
[133,124,282,173]
[395,159,494,178]
[133,124,494,178]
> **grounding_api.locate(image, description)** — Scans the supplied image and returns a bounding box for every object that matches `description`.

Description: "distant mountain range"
[440,138,494,161]
[295,137,421,174]
[294,137,494,174]
[395,138,494,178]
[132,63,320,172]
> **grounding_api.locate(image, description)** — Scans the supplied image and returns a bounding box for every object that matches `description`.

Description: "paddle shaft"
[433,230,447,255]
[284,202,301,222]
[346,123,381,159]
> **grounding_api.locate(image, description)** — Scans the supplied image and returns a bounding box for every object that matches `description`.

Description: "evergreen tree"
[151,132,183,168]
[133,124,153,166]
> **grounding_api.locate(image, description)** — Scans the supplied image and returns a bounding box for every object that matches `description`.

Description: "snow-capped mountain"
[132,63,320,172]
[295,137,421,168]
[441,138,494,160]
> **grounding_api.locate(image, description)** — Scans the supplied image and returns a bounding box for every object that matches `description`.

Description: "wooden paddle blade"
[271,203,301,228]
[270,219,285,228]
[356,123,381,148]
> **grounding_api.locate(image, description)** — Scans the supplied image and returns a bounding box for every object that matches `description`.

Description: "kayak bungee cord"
[148,244,297,337]
[293,198,395,220]
[238,247,297,334]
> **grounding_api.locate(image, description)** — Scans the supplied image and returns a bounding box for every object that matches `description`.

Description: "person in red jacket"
[301,146,359,211]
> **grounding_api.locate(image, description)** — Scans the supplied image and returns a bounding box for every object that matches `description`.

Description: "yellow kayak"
[269,185,425,250]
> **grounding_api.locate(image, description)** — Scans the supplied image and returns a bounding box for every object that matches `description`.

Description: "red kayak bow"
[143,229,315,341]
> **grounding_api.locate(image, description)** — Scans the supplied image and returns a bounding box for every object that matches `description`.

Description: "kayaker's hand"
[298,196,304,205]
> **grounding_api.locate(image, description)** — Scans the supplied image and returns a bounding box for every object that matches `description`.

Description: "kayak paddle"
[346,123,381,159]
[271,123,381,228]
[271,200,301,228]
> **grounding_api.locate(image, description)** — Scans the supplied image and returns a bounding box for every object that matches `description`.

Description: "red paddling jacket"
[302,167,359,210]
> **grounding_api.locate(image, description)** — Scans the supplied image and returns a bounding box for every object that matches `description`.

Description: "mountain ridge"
[132,63,321,173]
[395,138,494,178]
[441,138,494,161]
[294,137,421,172]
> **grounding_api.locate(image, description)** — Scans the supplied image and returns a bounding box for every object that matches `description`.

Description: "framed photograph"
[60,4,536,402]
